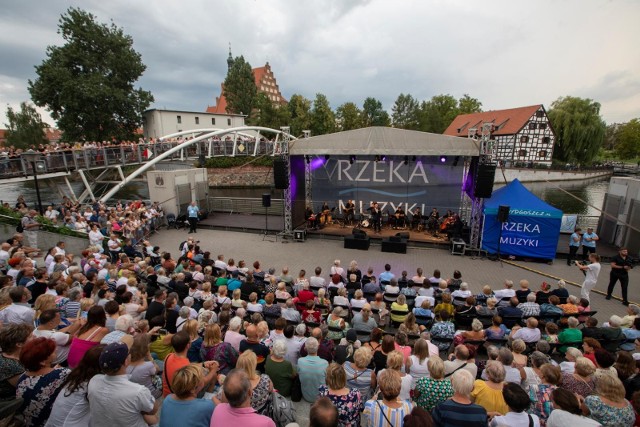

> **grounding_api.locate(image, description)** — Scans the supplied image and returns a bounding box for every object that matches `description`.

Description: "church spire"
[227,43,233,71]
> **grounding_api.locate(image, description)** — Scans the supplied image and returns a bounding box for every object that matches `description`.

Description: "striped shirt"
[363,399,413,427]
[344,362,374,400]
[432,399,488,427]
[297,355,328,403]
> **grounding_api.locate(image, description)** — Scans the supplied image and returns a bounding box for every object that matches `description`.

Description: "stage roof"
[289,126,479,156]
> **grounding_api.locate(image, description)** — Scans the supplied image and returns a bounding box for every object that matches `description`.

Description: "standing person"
[581,227,599,260]
[21,210,41,251]
[607,247,633,305]
[577,253,601,302]
[187,201,199,234]
[370,202,381,234]
[567,227,582,266]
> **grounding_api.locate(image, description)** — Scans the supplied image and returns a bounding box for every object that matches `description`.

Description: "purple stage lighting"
[310,157,325,170]
[440,156,447,163]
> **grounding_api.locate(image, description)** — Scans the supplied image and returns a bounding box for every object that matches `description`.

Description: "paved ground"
[147,227,640,424]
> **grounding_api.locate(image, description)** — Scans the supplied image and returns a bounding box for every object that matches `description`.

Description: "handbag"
[290,375,302,402]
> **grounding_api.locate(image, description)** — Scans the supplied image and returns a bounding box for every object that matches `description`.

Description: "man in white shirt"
[444,345,478,379]
[510,318,542,343]
[53,241,74,263]
[214,254,228,271]
[577,253,602,302]
[0,286,35,325]
[309,267,326,291]
[88,342,158,427]
[44,205,60,223]
[32,309,81,364]
[0,242,10,271]
[494,279,516,305]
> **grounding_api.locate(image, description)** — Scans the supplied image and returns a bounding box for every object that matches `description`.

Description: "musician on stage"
[344,199,355,226]
[305,206,319,229]
[427,207,440,234]
[393,206,406,229]
[320,201,331,226]
[411,208,423,230]
[370,202,382,233]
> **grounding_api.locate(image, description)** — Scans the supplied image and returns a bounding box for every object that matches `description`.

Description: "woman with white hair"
[265,339,296,397]
[451,282,472,305]
[176,306,190,332]
[551,279,569,300]
[330,260,345,278]
[223,316,246,352]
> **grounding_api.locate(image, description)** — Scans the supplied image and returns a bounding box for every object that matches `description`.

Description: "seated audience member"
[561,356,596,398]
[497,297,523,321]
[558,316,583,352]
[265,340,296,398]
[481,347,520,384]
[160,364,215,427]
[210,369,276,426]
[344,347,376,400]
[517,293,540,317]
[539,295,564,322]
[445,344,478,379]
[559,347,583,374]
[490,382,540,427]
[297,337,329,403]
[510,317,541,343]
[515,279,532,301]
[535,281,552,305]
[414,355,454,411]
[582,317,604,340]
[378,350,413,401]
[403,406,435,427]
[546,388,602,427]
[351,304,378,342]
[309,397,339,427]
[582,373,635,427]
[472,360,509,415]
[318,363,362,426]
[527,364,561,425]
[550,279,569,299]
[493,279,516,302]
[363,370,413,426]
[432,369,488,427]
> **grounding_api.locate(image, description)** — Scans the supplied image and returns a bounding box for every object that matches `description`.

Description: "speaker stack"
[273,159,289,189]
[497,205,510,223]
[262,193,271,208]
[474,164,496,198]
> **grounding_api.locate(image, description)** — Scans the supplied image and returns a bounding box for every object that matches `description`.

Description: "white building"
[142,109,246,139]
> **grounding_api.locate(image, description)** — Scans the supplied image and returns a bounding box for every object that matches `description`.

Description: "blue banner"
[482,215,561,259]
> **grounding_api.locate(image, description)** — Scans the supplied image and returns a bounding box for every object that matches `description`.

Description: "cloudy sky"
[1,0,639,129]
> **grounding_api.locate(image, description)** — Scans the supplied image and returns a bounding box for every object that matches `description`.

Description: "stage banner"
[310,155,465,215]
[482,213,562,260]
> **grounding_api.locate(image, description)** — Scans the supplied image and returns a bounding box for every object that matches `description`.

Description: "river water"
[0,175,609,217]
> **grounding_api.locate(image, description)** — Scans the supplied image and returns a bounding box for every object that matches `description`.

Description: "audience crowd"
[1,208,640,427]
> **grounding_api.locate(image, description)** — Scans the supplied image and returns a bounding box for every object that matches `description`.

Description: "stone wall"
[0,222,90,255]
[207,165,273,187]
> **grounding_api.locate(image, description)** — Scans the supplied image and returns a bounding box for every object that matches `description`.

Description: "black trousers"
[608,272,629,302]
[568,245,579,265]
[372,217,381,232]
[582,246,595,260]
[188,217,198,233]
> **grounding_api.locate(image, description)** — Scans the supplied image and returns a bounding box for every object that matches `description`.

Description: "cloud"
[0,0,638,130]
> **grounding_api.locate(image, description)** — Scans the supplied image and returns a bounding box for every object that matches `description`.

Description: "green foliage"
[204,156,273,168]
[0,206,87,238]
[614,119,640,160]
[391,94,420,130]
[458,94,483,115]
[288,94,312,137]
[547,96,606,164]
[28,7,153,142]
[4,102,48,149]
[361,97,390,127]
[310,93,336,136]
[251,92,291,130]
[335,102,363,131]
[418,94,460,134]
[223,55,257,116]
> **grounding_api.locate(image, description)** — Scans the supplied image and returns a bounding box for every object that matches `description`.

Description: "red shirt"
[297,290,315,304]
[162,353,189,397]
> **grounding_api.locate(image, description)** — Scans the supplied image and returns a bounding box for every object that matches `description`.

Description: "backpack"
[267,390,296,427]
[178,240,186,251]
[16,223,24,233]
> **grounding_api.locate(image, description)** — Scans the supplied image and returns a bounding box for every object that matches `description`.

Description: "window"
[538,123,547,130]
[538,150,548,158]
[536,110,544,118]
[211,118,216,125]
[195,117,199,125]
[529,122,536,130]
[227,118,231,126]
[543,136,551,144]
[518,149,528,157]
[177,115,182,124]
[520,136,529,143]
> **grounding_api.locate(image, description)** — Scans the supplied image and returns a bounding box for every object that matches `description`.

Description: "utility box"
[294,229,306,242]
[147,168,208,217]
[451,238,466,256]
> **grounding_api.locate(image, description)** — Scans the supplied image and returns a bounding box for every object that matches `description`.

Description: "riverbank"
[495,167,612,183]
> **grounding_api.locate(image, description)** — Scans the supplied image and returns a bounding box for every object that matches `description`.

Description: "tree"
[614,119,640,160]
[288,94,312,137]
[251,93,291,130]
[335,102,363,131]
[4,102,48,149]
[458,94,483,114]
[223,55,257,116]
[361,97,390,127]
[391,93,420,129]
[310,93,336,136]
[418,94,459,134]
[547,96,606,164]
[28,7,153,142]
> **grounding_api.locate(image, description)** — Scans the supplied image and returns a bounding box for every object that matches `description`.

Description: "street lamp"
[22,150,46,215]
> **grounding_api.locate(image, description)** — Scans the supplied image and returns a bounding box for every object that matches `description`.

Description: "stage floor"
[306,222,451,246]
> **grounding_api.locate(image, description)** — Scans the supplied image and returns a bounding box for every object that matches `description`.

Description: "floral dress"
[251,374,272,415]
[318,385,362,427]
[16,367,70,427]
[430,321,455,351]
[561,373,595,397]
[414,377,454,411]
[200,342,239,375]
[527,384,556,427]
[584,395,636,427]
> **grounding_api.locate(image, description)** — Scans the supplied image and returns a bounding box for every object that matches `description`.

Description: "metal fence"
[208,197,284,216]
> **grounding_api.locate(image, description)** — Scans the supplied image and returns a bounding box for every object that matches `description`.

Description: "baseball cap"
[99,342,130,371]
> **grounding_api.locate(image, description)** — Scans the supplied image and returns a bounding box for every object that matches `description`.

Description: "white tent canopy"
[289,126,479,156]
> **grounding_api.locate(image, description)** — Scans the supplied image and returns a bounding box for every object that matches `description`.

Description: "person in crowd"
[309,397,340,427]
[164,331,219,398]
[546,388,602,427]
[390,293,409,325]
[297,337,329,403]
[126,333,162,399]
[430,310,455,352]
[378,350,413,401]
[351,304,377,342]
[403,406,434,427]
[0,286,35,325]
[201,323,238,375]
[510,317,541,343]
[445,344,478,378]
[491,382,540,427]
[432,369,489,427]
[476,297,498,317]
[362,370,413,427]
[218,350,273,415]
[344,346,375,400]
[373,334,394,373]
[434,292,455,319]
[405,338,431,387]
[472,360,509,416]
[239,324,270,372]
[326,307,347,341]
[518,293,541,317]
[224,317,246,352]
[16,337,71,427]
[510,339,528,368]
[47,344,104,427]
[398,313,422,344]
[581,373,636,427]
[0,323,32,400]
[414,355,453,411]
[209,369,275,427]
[67,305,109,368]
[265,340,296,398]
[318,362,362,427]
[159,364,215,427]
[527,364,561,426]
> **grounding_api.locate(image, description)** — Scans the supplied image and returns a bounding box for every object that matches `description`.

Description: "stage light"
[412,155,416,162]
[381,155,387,162]
[305,155,310,164]
[440,156,447,163]
[325,154,330,161]
[404,156,409,165]
[349,155,356,165]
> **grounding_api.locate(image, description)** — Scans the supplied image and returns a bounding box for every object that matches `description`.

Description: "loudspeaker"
[389,236,401,242]
[395,232,410,239]
[352,228,367,239]
[497,205,510,223]
[273,159,289,189]
[262,193,271,208]
[344,235,370,250]
[381,238,407,254]
[474,164,496,198]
